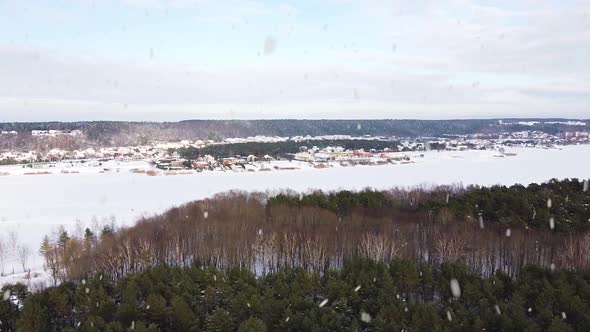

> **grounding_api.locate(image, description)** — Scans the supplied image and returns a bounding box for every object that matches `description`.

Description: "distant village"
[0,127,589,173]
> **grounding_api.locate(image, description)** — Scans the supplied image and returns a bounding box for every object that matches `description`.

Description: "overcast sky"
[0,0,589,121]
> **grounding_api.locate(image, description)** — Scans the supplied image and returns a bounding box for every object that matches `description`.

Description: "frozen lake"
[0,145,589,280]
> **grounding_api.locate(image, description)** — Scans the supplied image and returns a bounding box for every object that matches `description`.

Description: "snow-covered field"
[1,145,589,288]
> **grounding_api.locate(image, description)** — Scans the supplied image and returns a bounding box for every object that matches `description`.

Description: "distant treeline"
[3,258,590,331]
[176,139,401,159]
[1,119,588,150]
[35,179,590,289]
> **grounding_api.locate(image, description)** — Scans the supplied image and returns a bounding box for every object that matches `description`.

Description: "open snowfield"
[1,145,589,288]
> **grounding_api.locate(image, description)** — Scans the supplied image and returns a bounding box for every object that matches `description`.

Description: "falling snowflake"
[360,311,372,323]
[354,285,361,292]
[505,228,511,237]
[263,36,276,55]
[494,305,502,315]
[547,198,552,208]
[319,299,329,307]
[450,279,461,298]
[2,290,10,301]
[446,310,452,321]
[203,211,209,219]
[479,216,485,229]
[550,217,555,230]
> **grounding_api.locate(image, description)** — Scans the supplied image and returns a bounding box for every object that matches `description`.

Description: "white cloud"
[0,44,587,121]
[0,0,588,120]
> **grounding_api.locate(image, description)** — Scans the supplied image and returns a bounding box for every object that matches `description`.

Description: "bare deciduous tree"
[359,233,398,261]
[17,245,31,272]
[32,190,590,284]
[433,232,466,263]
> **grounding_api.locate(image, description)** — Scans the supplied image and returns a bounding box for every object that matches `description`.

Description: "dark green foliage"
[177,139,400,160]
[4,259,590,331]
[16,295,48,332]
[269,189,392,216]
[0,285,23,331]
[175,146,199,160]
[270,178,590,231]
[441,179,590,231]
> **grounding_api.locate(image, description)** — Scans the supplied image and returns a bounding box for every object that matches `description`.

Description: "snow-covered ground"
[1,145,589,288]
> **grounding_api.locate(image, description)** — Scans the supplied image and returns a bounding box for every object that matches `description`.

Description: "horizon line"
[1,117,589,124]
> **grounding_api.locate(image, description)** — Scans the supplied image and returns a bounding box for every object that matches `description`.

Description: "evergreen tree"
[237,317,267,332]
[16,295,48,332]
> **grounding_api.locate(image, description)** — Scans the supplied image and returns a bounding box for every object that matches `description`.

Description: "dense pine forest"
[3,258,590,331]
[2,178,589,331]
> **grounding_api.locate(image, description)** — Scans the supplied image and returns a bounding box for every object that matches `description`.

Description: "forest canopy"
[3,258,590,331]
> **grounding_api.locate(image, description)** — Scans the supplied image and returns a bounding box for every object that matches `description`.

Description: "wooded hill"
[1,119,588,151]
[1,179,589,331]
[33,179,590,288]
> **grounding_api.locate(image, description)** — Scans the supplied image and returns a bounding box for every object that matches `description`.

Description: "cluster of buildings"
[294,146,396,163]
[559,131,590,141]
[499,130,588,145]
[1,128,589,168]
[0,151,37,163]
[154,154,276,171]
[0,146,163,165]
[443,129,589,150]
[31,130,82,137]
[499,120,587,127]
